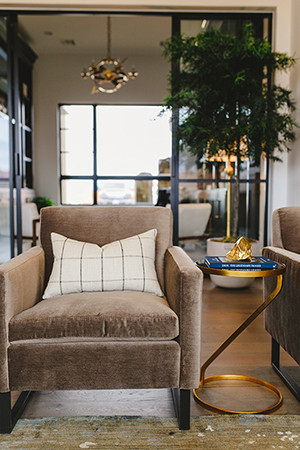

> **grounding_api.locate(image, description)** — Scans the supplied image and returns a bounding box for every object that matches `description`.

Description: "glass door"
[170,14,272,257]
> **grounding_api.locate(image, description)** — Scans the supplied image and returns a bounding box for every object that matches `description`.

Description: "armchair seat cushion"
[9,291,179,342]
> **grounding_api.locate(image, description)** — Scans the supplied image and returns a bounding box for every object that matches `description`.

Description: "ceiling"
[18,14,172,57]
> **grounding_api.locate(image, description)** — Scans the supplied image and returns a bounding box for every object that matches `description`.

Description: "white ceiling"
[18,14,172,57]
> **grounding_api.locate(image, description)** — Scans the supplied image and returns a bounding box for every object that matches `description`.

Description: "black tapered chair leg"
[0,391,32,434]
[171,388,191,430]
[271,337,300,403]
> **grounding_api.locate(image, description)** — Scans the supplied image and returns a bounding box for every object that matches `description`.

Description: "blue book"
[205,256,278,269]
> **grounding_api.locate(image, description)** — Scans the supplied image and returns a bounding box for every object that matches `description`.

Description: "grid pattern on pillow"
[43,229,164,299]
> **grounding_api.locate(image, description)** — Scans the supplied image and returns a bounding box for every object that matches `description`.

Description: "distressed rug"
[0,415,299,449]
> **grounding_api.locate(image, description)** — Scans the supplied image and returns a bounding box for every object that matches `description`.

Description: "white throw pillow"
[43,229,164,299]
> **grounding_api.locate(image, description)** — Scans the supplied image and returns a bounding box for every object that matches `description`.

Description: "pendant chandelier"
[81,17,138,94]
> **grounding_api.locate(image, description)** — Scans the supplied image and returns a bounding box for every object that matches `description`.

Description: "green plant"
[32,196,55,213]
[163,23,298,238]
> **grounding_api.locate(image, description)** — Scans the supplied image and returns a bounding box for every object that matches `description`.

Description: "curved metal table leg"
[194,274,283,414]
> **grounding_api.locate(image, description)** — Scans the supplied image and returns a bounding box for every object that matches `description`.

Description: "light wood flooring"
[18,278,300,419]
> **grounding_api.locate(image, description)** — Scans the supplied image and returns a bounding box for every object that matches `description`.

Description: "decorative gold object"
[194,262,286,414]
[226,236,252,261]
[81,17,138,94]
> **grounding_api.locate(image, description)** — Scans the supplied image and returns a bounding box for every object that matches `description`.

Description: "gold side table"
[194,262,286,414]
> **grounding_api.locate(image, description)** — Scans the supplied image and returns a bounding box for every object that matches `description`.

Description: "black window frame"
[59,103,172,206]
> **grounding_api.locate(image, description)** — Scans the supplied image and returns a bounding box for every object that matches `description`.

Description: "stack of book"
[204,256,278,270]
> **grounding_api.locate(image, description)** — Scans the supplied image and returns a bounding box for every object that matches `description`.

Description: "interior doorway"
[0,11,272,261]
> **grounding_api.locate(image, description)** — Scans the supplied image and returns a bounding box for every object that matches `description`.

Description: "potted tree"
[163,24,297,287]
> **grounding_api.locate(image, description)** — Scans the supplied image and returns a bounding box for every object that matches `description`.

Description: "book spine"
[217,267,276,271]
[207,264,277,269]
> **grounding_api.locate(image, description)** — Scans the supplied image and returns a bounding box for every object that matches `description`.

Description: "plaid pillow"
[43,229,163,299]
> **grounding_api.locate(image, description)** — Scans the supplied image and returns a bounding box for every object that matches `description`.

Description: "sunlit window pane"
[97,179,160,206]
[97,180,135,205]
[60,105,93,176]
[61,179,93,205]
[0,111,9,178]
[96,106,171,176]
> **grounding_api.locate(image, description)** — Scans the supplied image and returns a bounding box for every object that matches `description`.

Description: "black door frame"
[1,9,272,249]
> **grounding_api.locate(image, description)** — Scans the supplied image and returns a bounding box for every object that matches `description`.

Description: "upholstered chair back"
[272,206,300,254]
[40,206,173,293]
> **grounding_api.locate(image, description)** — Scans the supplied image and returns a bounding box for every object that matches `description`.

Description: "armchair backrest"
[40,206,173,292]
[272,206,300,254]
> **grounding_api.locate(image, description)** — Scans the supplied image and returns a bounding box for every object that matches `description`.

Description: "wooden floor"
[19,278,300,419]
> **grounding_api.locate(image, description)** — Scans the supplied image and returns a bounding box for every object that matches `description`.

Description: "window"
[59,105,172,206]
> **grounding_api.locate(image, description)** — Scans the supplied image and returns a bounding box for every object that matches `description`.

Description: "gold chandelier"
[81,17,138,94]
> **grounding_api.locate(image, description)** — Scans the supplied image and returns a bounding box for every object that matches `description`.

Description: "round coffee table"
[194,262,286,414]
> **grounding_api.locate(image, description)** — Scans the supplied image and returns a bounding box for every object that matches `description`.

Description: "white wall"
[286,0,300,206]
[33,52,170,204]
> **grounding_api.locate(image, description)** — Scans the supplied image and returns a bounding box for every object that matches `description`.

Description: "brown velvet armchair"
[0,206,203,433]
[263,206,300,403]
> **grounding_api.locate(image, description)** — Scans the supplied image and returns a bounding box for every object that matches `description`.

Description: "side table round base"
[193,374,283,414]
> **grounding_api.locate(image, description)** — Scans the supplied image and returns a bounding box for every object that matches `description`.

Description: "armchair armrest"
[262,246,300,365]
[165,246,203,389]
[0,247,45,392]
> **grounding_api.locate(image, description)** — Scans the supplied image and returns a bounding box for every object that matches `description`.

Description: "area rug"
[0,415,299,449]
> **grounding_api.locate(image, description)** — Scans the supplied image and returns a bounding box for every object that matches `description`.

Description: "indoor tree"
[163,23,298,240]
